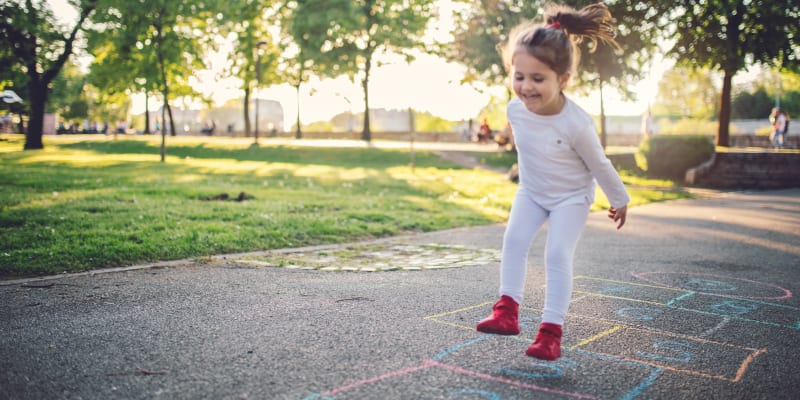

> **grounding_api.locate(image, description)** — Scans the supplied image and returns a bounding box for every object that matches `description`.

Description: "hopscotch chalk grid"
[304,271,797,399]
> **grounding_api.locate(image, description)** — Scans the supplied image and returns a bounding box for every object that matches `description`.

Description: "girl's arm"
[571,125,630,210]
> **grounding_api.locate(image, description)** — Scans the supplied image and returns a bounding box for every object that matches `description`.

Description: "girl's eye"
[533,77,544,83]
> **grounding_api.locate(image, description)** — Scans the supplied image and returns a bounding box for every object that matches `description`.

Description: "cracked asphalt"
[1,189,798,400]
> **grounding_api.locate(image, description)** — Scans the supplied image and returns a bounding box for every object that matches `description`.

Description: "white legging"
[499,190,590,325]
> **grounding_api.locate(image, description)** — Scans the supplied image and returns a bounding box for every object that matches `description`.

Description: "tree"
[663,1,800,146]
[48,61,90,124]
[84,84,130,131]
[731,88,772,120]
[577,1,663,147]
[445,0,540,89]
[292,0,435,142]
[414,111,456,132]
[280,0,330,139]
[0,34,30,132]
[87,14,162,134]
[218,1,281,139]
[90,0,217,160]
[0,0,97,149]
[447,0,664,148]
[653,66,719,119]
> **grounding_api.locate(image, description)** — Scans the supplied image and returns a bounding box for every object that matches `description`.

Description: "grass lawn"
[0,134,690,277]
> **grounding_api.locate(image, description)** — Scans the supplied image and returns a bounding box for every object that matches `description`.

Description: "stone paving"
[232,242,502,272]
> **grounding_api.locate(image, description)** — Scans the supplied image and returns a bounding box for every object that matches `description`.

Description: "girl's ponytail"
[500,2,619,77]
[545,3,619,51]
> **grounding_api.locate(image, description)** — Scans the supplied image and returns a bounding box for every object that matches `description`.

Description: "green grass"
[0,134,690,277]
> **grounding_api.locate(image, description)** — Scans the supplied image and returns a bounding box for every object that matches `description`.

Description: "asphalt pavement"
[1,188,799,400]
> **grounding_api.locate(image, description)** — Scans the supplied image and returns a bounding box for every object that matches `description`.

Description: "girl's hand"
[608,205,627,230]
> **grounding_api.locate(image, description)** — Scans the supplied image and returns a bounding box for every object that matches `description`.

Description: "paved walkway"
[1,188,799,399]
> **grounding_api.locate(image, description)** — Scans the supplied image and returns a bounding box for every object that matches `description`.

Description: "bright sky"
[52,0,669,128]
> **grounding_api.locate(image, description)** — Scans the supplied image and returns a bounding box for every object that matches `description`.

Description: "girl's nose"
[521,79,535,93]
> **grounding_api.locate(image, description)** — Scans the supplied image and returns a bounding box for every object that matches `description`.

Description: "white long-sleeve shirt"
[507,96,630,210]
[775,113,787,133]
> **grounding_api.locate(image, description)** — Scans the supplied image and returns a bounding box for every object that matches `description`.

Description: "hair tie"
[547,21,562,30]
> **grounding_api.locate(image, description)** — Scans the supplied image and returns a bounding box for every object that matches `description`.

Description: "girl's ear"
[559,72,571,91]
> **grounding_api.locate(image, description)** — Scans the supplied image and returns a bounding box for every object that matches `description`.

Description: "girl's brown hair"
[500,2,619,77]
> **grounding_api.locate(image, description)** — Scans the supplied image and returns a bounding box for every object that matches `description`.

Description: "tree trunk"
[361,57,372,142]
[24,80,47,150]
[144,92,151,134]
[295,83,302,139]
[717,70,733,147]
[166,100,176,137]
[155,18,168,161]
[599,81,607,150]
[19,0,94,150]
[161,101,166,162]
[244,86,252,137]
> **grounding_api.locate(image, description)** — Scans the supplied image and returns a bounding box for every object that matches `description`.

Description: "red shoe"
[525,323,562,360]
[476,295,520,335]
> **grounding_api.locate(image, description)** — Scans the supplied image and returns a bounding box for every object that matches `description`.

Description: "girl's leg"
[526,202,589,360]
[499,191,548,304]
[477,191,546,336]
[541,202,590,325]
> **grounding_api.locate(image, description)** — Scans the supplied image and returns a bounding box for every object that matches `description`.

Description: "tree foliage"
[289,0,435,141]
[446,0,663,147]
[47,61,89,121]
[0,0,97,149]
[730,69,800,120]
[444,0,541,89]
[279,0,334,139]
[663,0,800,146]
[218,0,281,138]
[731,87,773,120]
[653,66,719,119]
[89,0,220,160]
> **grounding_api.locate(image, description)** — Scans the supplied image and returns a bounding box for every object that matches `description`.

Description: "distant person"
[495,121,515,151]
[475,3,629,361]
[477,118,492,143]
[770,108,787,149]
[201,120,216,135]
[1,112,9,132]
[460,119,472,142]
[641,110,657,140]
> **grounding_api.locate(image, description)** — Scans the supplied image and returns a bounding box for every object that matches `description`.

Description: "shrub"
[635,135,714,181]
[656,118,726,135]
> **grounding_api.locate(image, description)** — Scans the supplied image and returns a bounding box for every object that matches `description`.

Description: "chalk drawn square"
[666,293,800,331]
[569,295,726,337]
[572,326,765,382]
[430,335,660,400]
[305,359,596,399]
[573,276,692,305]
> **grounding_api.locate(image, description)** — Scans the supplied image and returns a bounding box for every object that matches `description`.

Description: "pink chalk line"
[322,362,433,396]
[323,359,599,399]
[428,360,600,399]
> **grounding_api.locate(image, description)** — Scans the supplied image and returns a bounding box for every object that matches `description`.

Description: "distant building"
[370,108,411,132]
[251,99,284,133]
[144,99,284,135]
[329,108,411,132]
[146,108,200,134]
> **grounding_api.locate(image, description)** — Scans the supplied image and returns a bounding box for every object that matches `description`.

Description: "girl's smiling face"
[511,49,569,116]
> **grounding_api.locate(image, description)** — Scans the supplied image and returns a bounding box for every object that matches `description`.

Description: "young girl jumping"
[476,3,630,361]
